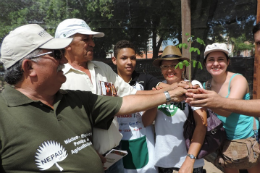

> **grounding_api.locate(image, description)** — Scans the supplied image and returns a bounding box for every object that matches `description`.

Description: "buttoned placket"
[88,62,97,94]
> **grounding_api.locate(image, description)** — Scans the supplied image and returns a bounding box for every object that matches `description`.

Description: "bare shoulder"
[228,72,249,95]
[230,73,248,85]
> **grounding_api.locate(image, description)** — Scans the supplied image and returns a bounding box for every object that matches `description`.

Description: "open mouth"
[211,67,221,71]
[167,73,176,77]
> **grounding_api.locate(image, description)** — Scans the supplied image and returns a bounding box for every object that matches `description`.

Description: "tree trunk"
[181,0,191,80]
[253,0,260,99]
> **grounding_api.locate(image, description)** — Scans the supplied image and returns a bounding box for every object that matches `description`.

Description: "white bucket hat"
[55,18,105,38]
[1,24,73,69]
[204,43,229,59]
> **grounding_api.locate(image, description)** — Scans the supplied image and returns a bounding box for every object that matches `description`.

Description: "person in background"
[112,40,161,173]
[142,45,207,173]
[0,23,188,173]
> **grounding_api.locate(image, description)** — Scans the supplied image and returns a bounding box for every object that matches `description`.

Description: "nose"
[89,37,95,47]
[126,58,132,64]
[167,65,175,71]
[167,68,174,72]
[213,60,219,65]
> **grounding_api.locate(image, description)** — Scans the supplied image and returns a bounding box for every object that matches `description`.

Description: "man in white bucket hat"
[0,23,188,173]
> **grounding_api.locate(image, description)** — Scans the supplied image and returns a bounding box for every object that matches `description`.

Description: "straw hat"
[153,45,190,67]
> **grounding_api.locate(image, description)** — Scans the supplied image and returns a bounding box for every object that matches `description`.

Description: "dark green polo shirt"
[0,85,122,173]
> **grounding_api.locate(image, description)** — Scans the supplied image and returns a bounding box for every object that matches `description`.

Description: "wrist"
[164,91,171,103]
[186,154,196,160]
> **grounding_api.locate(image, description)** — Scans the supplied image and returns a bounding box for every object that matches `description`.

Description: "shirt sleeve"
[71,90,123,129]
[141,73,162,90]
[91,95,123,129]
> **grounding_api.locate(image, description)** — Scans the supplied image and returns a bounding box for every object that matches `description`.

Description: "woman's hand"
[178,158,194,173]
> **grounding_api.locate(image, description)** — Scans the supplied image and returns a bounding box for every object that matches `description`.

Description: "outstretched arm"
[136,82,178,94]
[187,75,249,117]
[186,88,260,117]
[116,87,186,116]
[179,108,207,173]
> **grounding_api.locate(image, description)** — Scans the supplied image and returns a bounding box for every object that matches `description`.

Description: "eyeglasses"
[160,64,177,70]
[32,49,64,60]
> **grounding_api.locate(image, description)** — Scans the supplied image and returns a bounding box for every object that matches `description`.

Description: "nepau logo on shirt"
[35,141,68,171]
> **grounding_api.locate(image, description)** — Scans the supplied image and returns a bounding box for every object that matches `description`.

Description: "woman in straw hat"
[142,45,207,173]
[203,43,260,173]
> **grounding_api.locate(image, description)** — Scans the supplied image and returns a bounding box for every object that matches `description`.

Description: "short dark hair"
[4,49,42,85]
[253,22,260,35]
[113,40,136,58]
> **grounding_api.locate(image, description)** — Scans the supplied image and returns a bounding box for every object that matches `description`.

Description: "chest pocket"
[121,136,148,169]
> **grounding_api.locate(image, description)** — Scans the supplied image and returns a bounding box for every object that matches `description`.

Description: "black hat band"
[161,54,181,59]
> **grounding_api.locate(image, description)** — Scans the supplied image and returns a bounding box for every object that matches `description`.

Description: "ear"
[227,59,230,66]
[111,56,117,65]
[65,45,71,51]
[22,59,37,77]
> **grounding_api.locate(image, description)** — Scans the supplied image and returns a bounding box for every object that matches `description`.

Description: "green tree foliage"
[0,0,182,59]
[231,34,254,56]
[0,0,256,61]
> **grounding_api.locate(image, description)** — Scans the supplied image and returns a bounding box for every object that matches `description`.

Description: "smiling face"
[205,51,229,76]
[160,60,184,84]
[66,33,95,64]
[112,48,136,79]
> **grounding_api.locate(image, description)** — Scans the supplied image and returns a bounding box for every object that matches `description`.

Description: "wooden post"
[181,0,191,79]
[253,0,260,99]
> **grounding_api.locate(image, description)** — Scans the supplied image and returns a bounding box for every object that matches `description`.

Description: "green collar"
[1,84,67,108]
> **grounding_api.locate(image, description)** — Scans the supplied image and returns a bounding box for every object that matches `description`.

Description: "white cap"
[55,18,105,38]
[204,43,229,59]
[1,24,73,69]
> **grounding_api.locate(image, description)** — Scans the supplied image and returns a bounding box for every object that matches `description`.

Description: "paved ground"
[204,159,223,173]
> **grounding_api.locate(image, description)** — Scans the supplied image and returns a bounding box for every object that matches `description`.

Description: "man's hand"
[169,87,187,102]
[152,85,163,90]
[95,150,106,169]
[186,88,222,108]
[178,81,200,90]
[169,82,179,90]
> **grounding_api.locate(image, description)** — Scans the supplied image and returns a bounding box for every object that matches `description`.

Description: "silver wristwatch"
[164,91,171,103]
[187,154,196,159]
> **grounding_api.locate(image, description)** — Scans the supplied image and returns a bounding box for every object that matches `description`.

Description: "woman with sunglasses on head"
[142,45,207,173]
[202,43,260,173]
